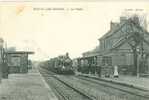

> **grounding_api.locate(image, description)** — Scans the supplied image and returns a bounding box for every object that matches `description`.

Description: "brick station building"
[79,16,149,76]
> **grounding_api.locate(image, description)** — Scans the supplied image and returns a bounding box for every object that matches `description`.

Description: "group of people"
[97,65,119,78]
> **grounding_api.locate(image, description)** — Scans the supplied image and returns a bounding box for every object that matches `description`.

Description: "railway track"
[56,75,149,100]
[39,67,149,100]
[76,75,149,99]
[78,75,148,91]
[39,67,95,100]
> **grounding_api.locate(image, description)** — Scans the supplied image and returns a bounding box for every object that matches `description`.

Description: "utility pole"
[0,38,4,83]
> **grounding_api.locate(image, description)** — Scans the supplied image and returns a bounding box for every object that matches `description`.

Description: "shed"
[5,51,34,73]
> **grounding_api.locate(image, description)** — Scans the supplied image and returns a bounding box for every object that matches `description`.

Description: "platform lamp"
[0,38,4,82]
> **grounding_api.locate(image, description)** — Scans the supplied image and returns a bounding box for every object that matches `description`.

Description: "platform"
[103,75,149,90]
[79,73,149,91]
[0,68,58,100]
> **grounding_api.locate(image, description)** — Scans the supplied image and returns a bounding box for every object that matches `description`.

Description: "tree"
[111,16,149,76]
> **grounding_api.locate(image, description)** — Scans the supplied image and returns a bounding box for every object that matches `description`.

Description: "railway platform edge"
[79,74,149,91]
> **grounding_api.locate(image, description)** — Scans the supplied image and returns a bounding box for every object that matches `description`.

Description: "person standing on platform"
[114,65,119,78]
[97,65,101,77]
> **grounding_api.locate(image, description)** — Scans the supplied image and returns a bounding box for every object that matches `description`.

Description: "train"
[41,53,74,75]
[72,57,113,77]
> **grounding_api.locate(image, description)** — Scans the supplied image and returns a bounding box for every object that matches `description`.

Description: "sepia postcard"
[0,0,149,100]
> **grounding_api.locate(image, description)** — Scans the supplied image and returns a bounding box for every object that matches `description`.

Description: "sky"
[0,1,149,61]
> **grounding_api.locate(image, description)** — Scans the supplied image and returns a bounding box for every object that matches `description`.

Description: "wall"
[6,53,28,73]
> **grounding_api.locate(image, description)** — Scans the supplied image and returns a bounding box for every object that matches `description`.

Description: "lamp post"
[0,38,4,83]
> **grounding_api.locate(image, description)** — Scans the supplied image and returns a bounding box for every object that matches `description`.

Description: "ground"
[0,68,58,100]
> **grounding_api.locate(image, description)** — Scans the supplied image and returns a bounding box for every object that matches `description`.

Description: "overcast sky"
[0,2,149,61]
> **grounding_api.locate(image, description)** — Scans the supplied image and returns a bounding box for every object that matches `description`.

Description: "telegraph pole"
[0,38,4,83]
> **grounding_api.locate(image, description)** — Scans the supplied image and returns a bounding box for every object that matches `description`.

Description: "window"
[102,56,112,66]
[8,56,21,66]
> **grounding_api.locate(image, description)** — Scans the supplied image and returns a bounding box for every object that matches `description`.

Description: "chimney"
[131,15,140,25]
[110,22,119,30]
[120,16,127,23]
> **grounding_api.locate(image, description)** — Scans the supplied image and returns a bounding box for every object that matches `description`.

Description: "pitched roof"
[5,51,34,54]
[100,17,149,41]
[99,21,127,40]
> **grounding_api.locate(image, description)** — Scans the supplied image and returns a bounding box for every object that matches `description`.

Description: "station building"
[79,16,149,76]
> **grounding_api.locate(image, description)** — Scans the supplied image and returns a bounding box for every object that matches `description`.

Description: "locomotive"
[47,53,74,74]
